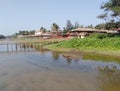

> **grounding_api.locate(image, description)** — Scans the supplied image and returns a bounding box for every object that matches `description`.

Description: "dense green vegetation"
[18,30,35,35]
[55,34,120,51]
[95,22,120,30]
[0,35,5,39]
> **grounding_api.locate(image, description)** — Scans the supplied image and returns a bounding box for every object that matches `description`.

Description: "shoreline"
[43,44,120,64]
[44,44,120,58]
[12,38,120,58]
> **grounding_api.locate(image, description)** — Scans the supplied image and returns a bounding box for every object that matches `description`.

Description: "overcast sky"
[0,0,106,35]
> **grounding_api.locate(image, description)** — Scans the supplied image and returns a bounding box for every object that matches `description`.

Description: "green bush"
[56,34,120,50]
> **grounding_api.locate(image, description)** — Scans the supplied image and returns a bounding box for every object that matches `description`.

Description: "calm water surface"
[0,42,120,91]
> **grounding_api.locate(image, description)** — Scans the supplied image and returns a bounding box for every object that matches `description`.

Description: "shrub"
[55,34,120,50]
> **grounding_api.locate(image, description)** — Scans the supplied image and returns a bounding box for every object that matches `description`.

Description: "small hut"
[69,28,98,38]
[69,28,114,38]
[78,32,88,38]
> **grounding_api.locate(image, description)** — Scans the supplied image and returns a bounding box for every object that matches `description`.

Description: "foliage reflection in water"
[0,47,120,91]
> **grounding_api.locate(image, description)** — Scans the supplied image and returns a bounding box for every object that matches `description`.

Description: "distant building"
[17,35,25,38]
[34,31,52,39]
[35,31,42,36]
[69,28,118,38]
[117,28,120,33]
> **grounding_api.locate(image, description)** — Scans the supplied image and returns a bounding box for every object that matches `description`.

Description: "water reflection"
[0,44,120,91]
[83,52,120,63]
[49,51,120,65]
[51,51,82,64]
[52,51,60,60]
[97,65,120,91]
[0,42,41,53]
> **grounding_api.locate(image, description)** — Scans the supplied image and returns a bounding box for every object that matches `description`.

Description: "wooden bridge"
[0,41,61,53]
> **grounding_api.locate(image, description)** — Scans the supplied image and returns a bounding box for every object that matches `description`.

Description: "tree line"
[14,20,95,36]
[0,35,5,39]
[13,0,120,36]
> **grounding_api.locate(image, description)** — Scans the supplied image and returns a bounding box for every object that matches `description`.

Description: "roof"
[78,32,87,36]
[71,28,108,33]
[73,28,97,31]
[117,28,120,31]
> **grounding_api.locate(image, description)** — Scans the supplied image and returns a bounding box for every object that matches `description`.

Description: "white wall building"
[35,31,42,36]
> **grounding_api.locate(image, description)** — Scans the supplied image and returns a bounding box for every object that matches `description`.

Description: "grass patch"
[45,34,120,57]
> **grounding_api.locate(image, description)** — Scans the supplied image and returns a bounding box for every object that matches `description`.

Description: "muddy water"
[0,46,120,91]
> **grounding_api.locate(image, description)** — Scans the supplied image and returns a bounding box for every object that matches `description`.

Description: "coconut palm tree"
[51,23,59,32]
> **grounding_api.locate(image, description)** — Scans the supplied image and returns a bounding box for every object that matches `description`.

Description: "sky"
[0,0,106,35]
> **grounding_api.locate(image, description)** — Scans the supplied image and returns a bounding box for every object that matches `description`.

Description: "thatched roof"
[72,28,97,32]
[107,30,118,33]
[71,28,109,33]
[78,32,87,36]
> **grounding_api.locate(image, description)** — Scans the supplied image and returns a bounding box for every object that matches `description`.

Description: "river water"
[0,41,120,91]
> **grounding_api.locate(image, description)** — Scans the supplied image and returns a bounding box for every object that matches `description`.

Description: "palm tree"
[51,23,59,32]
[40,27,47,33]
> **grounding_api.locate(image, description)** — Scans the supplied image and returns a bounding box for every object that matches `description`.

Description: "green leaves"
[0,35,5,39]
[55,34,120,50]
[52,23,59,32]
[98,0,120,22]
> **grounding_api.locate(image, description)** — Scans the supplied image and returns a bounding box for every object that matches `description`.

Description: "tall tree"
[74,21,79,28]
[40,27,44,32]
[40,27,47,33]
[0,35,5,39]
[95,23,106,30]
[18,30,35,35]
[85,24,94,28]
[29,30,35,35]
[51,23,59,32]
[19,30,22,35]
[66,20,73,30]
[98,0,120,22]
